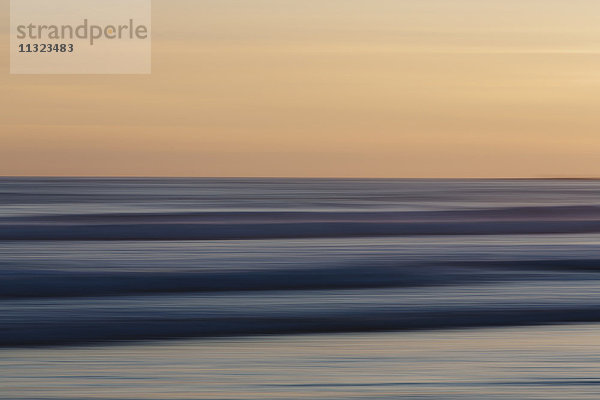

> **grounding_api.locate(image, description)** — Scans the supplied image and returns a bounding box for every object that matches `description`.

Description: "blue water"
[2,178,600,399]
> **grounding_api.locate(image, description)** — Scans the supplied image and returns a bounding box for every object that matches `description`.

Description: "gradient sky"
[2,0,600,177]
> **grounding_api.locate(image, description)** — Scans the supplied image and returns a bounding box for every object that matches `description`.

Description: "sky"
[1,0,600,178]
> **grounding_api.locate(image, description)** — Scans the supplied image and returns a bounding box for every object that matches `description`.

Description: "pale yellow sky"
[2,0,600,177]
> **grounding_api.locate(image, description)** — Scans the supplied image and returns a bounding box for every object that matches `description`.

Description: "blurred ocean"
[2,178,600,399]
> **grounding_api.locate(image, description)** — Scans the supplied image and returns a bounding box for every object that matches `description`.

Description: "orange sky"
[2,0,600,178]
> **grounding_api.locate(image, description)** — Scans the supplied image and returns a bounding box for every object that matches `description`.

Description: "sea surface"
[2,178,600,399]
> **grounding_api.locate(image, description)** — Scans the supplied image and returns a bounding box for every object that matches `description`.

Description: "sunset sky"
[2,0,600,178]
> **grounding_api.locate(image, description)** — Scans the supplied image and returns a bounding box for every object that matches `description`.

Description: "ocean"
[2,177,600,399]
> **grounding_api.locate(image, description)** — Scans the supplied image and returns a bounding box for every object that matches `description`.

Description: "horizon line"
[1,175,599,181]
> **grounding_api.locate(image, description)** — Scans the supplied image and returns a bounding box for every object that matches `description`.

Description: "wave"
[449,259,600,271]
[2,206,600,240]
[4,273,600,346]
[0,264,505,299]
[4,304,600,347]
[3,258,599,299]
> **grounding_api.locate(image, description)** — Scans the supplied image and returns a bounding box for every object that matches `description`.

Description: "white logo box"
[10,0,151,74]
